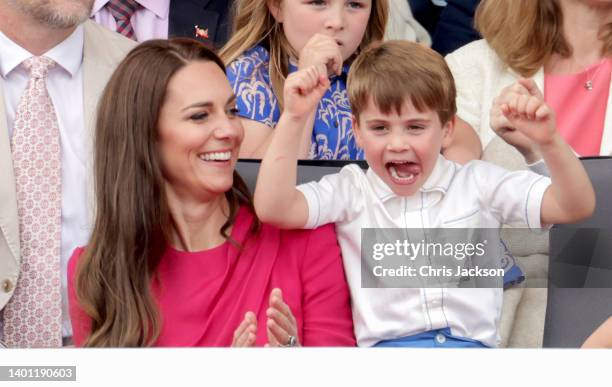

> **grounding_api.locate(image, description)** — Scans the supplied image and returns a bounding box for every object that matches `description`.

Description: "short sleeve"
[225,47,281,128]
[299,224,356,346]
[296,165,365,229]
[67,247,92,347]
[471,161,552,229]
[445,43,484,135]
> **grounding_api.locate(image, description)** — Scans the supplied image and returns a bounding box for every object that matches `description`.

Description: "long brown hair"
[76,38,258,347]
[219,0,388,107]
[475,0,612,77]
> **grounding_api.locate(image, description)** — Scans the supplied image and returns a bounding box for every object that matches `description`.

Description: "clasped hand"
[231,288,300,347]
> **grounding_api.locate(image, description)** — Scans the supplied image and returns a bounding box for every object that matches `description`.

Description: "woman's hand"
[283,65,330,121]
[266,288,300,347]
[298,33,343,76]
[491,79,543,163]
[231,311,257,347]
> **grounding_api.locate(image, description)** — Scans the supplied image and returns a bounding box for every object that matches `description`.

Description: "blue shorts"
[373,328,489,348]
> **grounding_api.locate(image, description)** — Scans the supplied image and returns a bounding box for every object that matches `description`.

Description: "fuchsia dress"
[68,206,356,347]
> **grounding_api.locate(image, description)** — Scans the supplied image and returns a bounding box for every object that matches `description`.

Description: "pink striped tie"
[106,0,140,40]
[3,56,63,348]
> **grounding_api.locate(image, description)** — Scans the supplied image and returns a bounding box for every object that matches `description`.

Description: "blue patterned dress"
[226,45,363,160]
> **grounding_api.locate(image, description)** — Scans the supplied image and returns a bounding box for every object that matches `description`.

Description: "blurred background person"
[0,0,134,348]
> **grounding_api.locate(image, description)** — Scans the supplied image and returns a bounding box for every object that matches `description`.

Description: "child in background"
[254,40,595,347]
[220,0,387,160]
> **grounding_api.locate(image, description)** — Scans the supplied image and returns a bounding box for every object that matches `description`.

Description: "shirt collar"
[92,0,170,19]
[366,154,457,203]
[0,25,83,78]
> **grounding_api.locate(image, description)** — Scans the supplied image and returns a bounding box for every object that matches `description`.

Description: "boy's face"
[353,98,454,196]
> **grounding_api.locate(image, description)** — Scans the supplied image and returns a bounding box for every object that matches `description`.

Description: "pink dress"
[68,206,356,347]
[545,58,611,156]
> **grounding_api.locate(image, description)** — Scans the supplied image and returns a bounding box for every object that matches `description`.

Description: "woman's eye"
[228,107,240,116]
[190,112,208,121]
[347,1,364,9]
[308,0,326,6]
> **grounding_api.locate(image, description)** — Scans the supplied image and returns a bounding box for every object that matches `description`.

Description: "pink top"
[91,0,170,42]
[68,206,356,347]
[544,58,611,156]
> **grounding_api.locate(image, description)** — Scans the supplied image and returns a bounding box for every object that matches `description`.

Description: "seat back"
[543,157,612,347]
[235,159,368,193]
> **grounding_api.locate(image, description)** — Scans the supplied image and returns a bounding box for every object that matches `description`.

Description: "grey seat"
[543,157,612,348]
[235,159,367,192]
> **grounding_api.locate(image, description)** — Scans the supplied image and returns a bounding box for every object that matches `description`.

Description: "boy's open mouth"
[386,161,420,185]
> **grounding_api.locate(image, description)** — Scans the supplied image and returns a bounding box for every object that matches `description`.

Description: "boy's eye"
[190,112,208,121]
[370,125,387,132]
[408,125,425,131]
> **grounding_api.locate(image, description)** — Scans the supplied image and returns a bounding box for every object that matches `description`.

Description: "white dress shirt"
[0,26,90,338]
[297,155,551,347]
[91,0,170,42]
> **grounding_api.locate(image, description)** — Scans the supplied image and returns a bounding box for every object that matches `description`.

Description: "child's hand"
[491,81,540,162]
[298,33,343,76]
[283,65,330,120]
[496,78,557,149]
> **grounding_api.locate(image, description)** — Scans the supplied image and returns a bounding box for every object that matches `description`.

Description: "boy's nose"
[387,133,411,152]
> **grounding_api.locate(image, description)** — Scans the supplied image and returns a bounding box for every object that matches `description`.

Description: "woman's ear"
[267,0,284,23]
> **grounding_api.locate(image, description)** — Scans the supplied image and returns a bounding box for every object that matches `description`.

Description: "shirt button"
[2,279,13,293]
[435,333,446,344]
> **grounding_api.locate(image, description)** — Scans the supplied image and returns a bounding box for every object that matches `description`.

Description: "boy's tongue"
[389,162,420,178]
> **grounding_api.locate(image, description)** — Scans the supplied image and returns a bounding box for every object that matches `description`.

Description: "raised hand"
[283,64,330,121]
[231,311,257,347]
[298,33,343,76]
[266,288,300,347]
[494,78,556,153]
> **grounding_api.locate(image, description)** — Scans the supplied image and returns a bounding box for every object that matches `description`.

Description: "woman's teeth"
[199,151,231,161]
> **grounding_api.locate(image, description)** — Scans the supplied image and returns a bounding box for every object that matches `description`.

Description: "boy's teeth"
[200,151,231,161]
[389,165,414,181]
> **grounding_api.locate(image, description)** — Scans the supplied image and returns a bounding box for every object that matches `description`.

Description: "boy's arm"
[498,78,595,225]
[254,66,330,229]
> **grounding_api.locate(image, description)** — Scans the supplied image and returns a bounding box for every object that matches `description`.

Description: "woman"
[447,0,612,160]
[68,38,356,347]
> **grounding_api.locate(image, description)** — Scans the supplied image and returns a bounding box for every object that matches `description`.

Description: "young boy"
[254,41,595,347]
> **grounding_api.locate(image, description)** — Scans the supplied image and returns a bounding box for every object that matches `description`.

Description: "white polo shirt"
[297,155,551,347]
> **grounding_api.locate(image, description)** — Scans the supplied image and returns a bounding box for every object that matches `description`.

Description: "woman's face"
[272,0,372,60]
[157,60,243,201]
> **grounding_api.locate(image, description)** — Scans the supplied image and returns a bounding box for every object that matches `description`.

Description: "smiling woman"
[67,38,355,348]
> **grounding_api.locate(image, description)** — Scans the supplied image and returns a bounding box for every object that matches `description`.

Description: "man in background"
[91,0,234,49]
[0,0,135,347]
